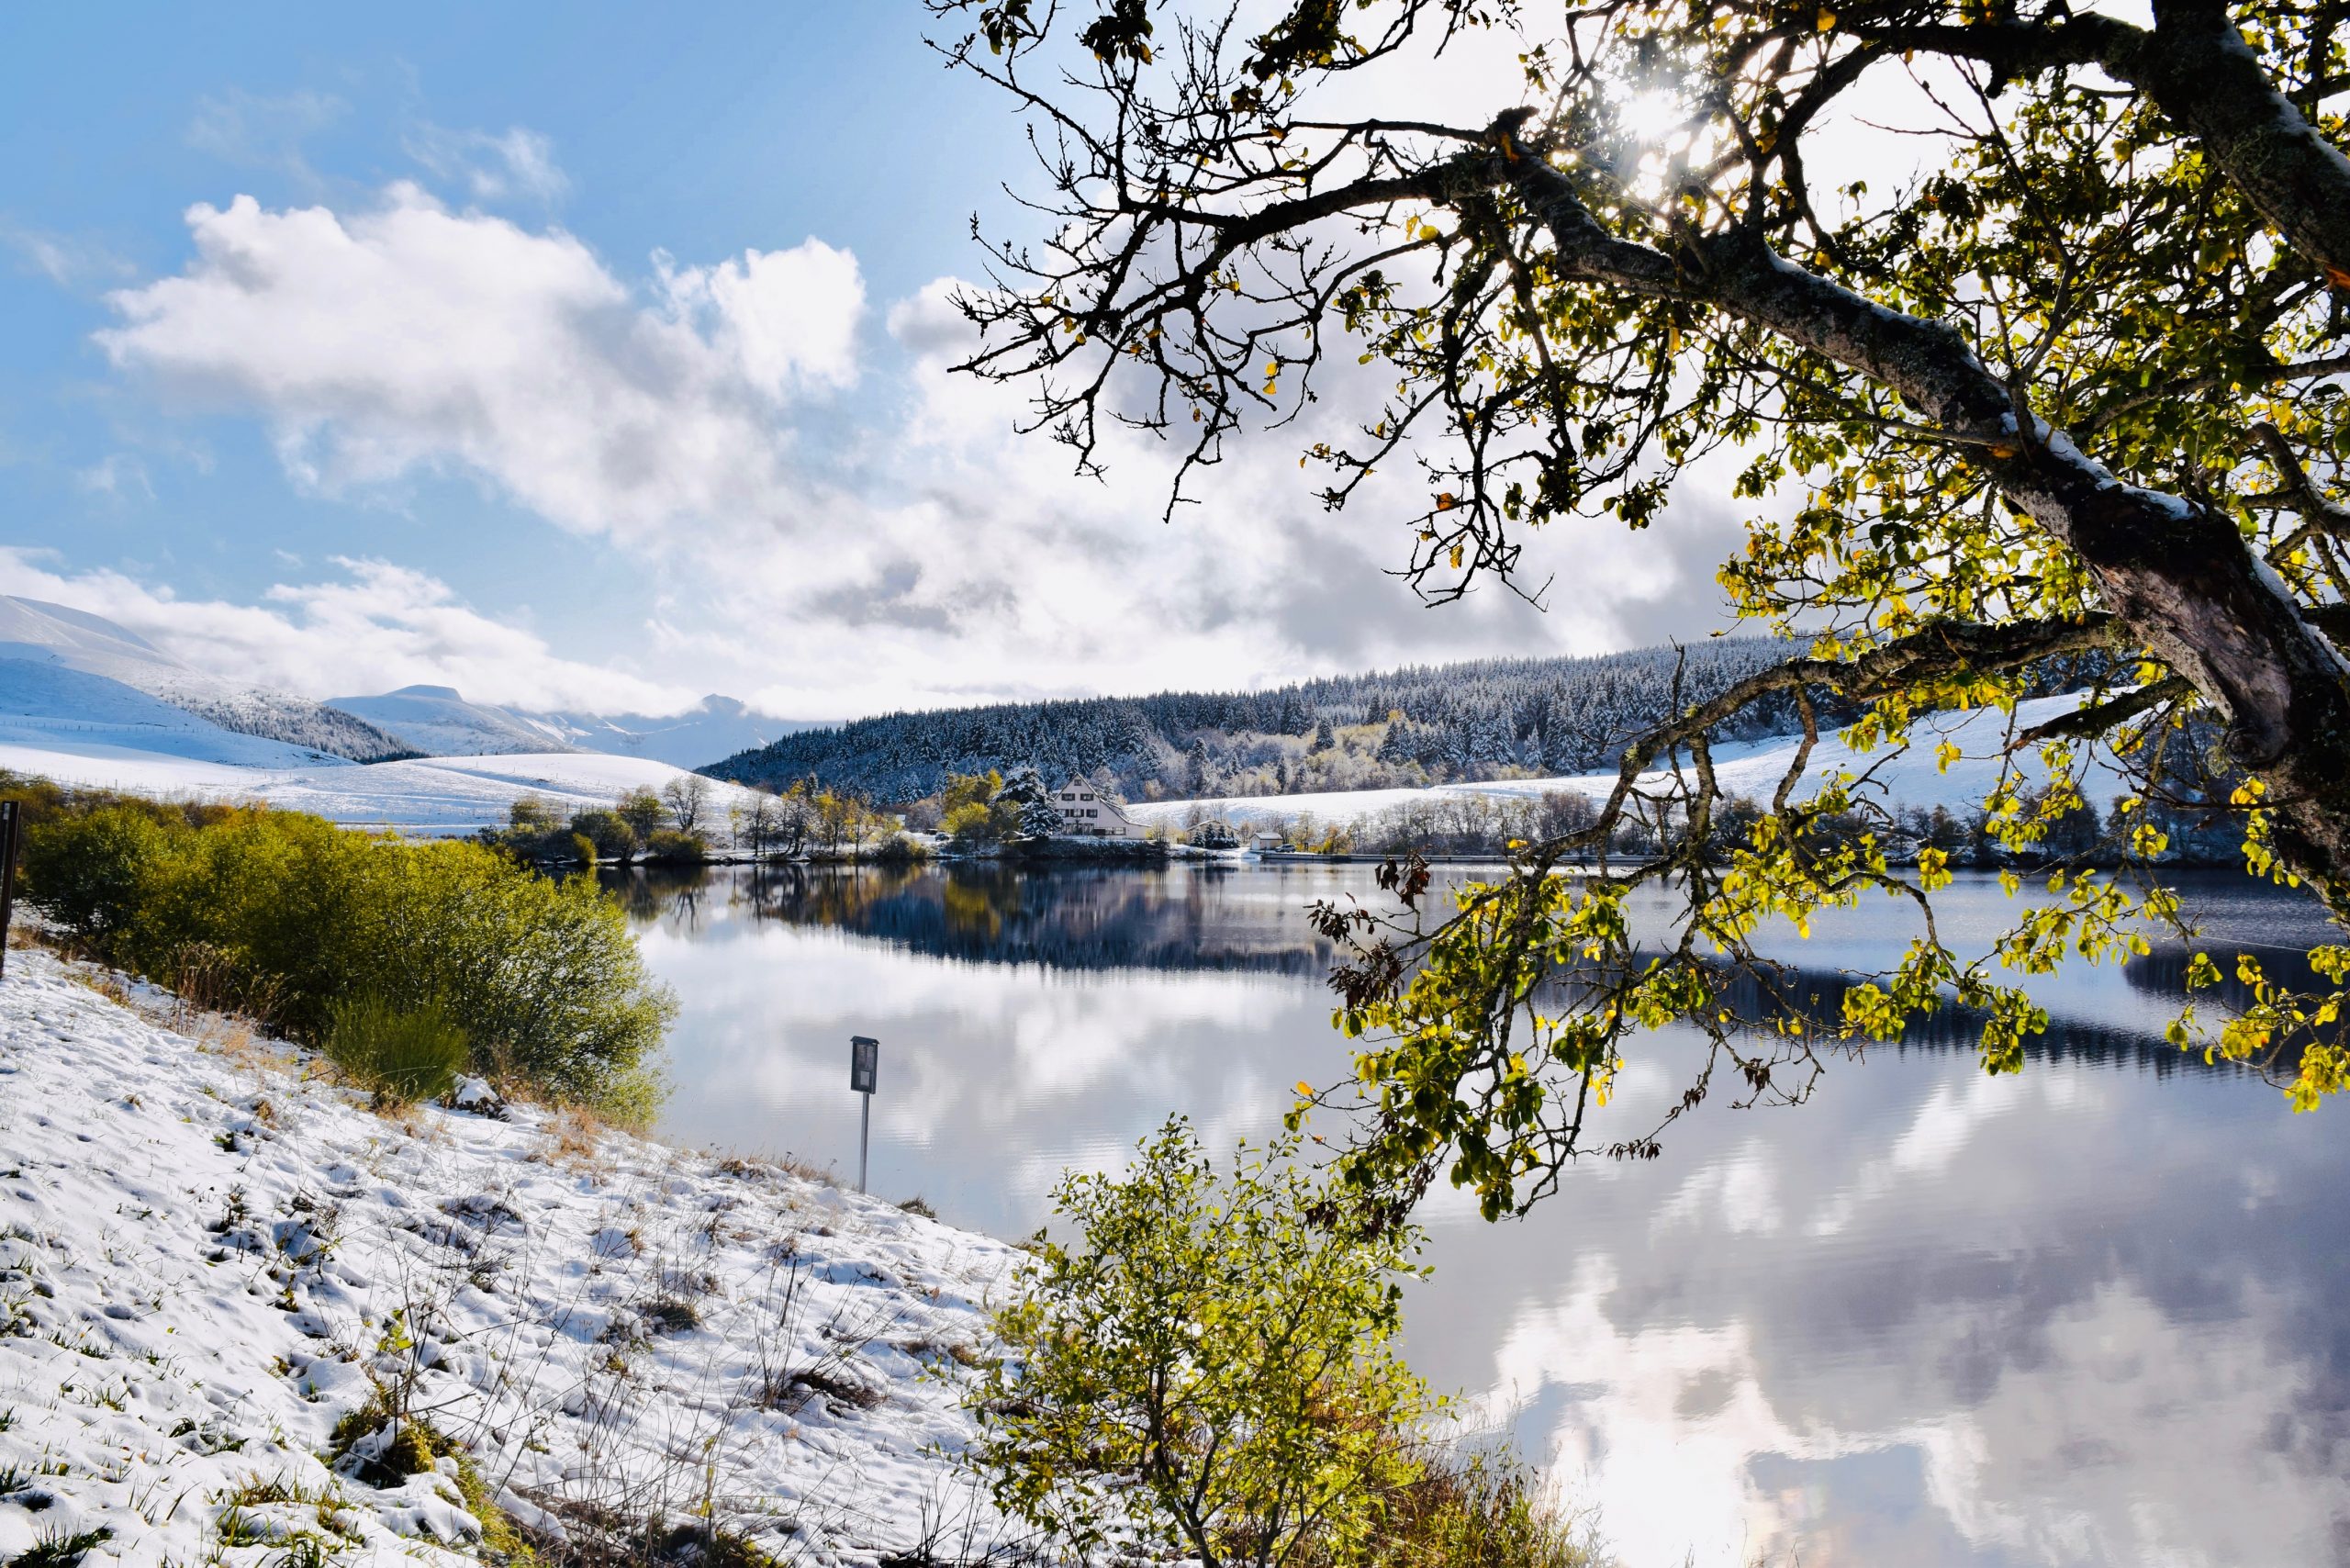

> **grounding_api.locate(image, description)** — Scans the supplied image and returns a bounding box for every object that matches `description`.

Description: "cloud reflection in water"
[619,863,2348,1567]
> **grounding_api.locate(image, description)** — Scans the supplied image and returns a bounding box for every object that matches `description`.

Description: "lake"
[608,861,2350,1568]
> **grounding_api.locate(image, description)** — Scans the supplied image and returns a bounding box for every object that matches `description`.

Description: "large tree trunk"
[1506,160,2350,921]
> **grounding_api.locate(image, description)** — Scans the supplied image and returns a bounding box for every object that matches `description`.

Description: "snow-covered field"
[1129,691,2132,833]
[0,947,1024,1566]
[0,736,771,835]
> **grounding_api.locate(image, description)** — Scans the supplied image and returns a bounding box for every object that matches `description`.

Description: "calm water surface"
[608,863,2349,1568]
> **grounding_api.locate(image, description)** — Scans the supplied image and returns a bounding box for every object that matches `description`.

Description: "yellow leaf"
[1436,491,1457,510]
[1449,544,1464,569]
[1294,1080,1314,1096]
[1816,6,1837,27]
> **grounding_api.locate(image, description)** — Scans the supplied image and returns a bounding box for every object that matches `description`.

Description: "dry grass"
[1369,1438,1607,1568]
[711,1151,838,1191]
[65,968,133,1009]
[533,1105,610,1169]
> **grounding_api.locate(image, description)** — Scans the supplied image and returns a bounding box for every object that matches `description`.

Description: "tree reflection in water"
[612,864,2348,1568]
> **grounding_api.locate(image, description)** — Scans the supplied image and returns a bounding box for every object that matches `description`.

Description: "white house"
[1051,783,1142,838]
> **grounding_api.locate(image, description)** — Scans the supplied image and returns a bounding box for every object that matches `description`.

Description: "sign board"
[849,1035,879,1095]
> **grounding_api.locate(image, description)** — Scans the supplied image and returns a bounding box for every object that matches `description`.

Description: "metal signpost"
[0,801,19,983]
[848,1036,879,1193]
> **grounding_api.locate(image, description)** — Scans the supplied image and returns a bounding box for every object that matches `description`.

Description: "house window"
[1061,792,1076,801]
[1085,808,1097,817]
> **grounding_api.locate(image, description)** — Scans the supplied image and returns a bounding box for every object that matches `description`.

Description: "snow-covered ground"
[0,734,772,835]
[0,946,1024,1567]
[1129,691,2133,833]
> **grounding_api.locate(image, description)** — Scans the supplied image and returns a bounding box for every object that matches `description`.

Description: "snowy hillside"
[241,754,775,832]
[0,656,355,770]
[0,597,415,763]
[0,946,1023,1566]
[3,598,802,771]
[1129,691,2134,833]
[331,689,809,770]
[0,734,773,834]
[152,681,420,763]
[327,686,576,758]
[0,595,185,687]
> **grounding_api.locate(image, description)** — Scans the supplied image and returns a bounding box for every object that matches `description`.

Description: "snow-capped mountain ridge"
[328,685,576,758]
[0,655,358,770]
[0,597,807,770]
[0,596,418,762]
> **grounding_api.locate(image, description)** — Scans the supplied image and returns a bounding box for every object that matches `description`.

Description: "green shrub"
[20,796,674,1117]
[323,993,470,1103]
[643,829,708,864]
[970,1117,1431,1567]
[615,787,666,842]
[569,809,634,861]
[569,831,600,866]
[17,803,173,941]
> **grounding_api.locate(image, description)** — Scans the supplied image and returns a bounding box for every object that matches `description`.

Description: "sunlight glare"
[1617,88,1684,144]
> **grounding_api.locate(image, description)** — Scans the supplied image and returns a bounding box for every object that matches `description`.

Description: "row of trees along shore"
[482,776,923,866]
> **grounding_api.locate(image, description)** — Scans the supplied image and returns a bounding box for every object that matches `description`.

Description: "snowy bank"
[0,948,1023,1567]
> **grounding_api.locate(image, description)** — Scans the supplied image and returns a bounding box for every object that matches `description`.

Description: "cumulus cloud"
[0,548,691,713]
[659,239,863,398]
[83,193,1742,715]
[95,185,862,542]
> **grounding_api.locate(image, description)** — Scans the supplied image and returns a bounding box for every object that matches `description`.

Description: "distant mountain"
[0,597,418,763]
[0,596,817,771]
[529,695,811,769]
[326,685,575,758]
[321,687,811,767]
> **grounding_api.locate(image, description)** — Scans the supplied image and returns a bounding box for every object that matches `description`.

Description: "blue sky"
[0,4,1733,719]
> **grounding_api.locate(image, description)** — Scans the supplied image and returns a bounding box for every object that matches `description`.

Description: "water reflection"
[611,864,2350,1568]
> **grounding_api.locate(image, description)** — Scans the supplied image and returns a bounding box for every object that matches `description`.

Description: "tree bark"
[1500,153,2350,918]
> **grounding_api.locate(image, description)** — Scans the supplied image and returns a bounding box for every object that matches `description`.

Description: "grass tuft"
[322,994,469,1106]
[6,1526,112,1568]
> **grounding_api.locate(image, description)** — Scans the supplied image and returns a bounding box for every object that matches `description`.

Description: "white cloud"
[95,186,862,543]
[184,88,346,185]
[0,221,132,287]
[0,548,691,713]
[659,240,863,398]
[84,192,1738,716]
[73,454,152,500]
[403,124,572,206]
